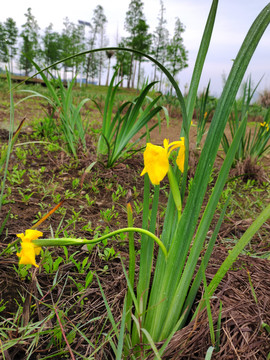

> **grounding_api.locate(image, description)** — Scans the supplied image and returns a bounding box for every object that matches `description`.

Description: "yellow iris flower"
[16,229,43,267]
[141,138,185,185]
[260,121,269,131]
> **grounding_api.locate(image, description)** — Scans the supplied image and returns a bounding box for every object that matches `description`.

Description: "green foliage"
[4,18,18,69]
[196,81,215,148]
[132,18,152,87]
[221,77,270,163]
[166,17,188,80]
[152,0,169,86]
[42,23,62,71]
[124,0,150,88]
[0,18,18,71]
[84,5,107,85]
[92,5,108,86]
[118,2,270,357]
[0,71,18,223]
[0,23,9,63]
[19,8,40,76]
[97,68,167,167]
[18,62,91,157]
[113,39,132,81]
[61,18,85,78]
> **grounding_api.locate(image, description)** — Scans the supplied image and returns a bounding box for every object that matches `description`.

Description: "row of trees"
[0,0,188,89]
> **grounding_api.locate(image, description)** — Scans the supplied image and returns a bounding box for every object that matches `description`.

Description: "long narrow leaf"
[116,297,127,360]
[186,0,218,123]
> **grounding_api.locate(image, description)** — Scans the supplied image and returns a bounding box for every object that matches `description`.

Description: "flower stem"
[32,227,168,258]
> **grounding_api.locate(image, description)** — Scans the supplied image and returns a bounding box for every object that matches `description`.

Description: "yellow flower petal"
[168,138,185,156]
[260,122,270,131]
[141,138,186,184]
[34,246,42,255]
[176,144,185,173]
[17,242,39,267]
[25,229,43,241]
[16,229,43,242]
[16,233,25,241]
[141,143,169,185]
[16,229,43,267]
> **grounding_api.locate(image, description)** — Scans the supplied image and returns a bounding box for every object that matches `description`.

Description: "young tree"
[93,5,107,86]
[84,6,107,85]
[152,0,169,89]
[60,18,85,80]
[0,23,9,65]
[3,18,18,72]
[84,23,97,85]
[42,23,61,74]
[113,38,132,85]
[166,17,188,88]
[19,8,40,76]
[60,18,73,80]
[132,18,151,88]
[124,0,147,88]
[71,23,85,77]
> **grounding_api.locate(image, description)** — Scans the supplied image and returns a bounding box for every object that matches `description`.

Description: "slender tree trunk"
[153,46,160,82]
[63,66,67,82]
[132,59,137,89]
[106,57,111,86]
[159,70,163,92]
[137,59,142,89]
[99,57,102,86]
[127,53,134,88]
[153,63,157,82]
[121,64,124,84]
[72,64,75,81]
[85,56,91,85]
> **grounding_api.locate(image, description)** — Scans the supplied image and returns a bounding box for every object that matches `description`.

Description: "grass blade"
[116,297,127,360]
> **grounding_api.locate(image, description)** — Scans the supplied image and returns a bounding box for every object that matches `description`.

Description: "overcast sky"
[1,0,270,96]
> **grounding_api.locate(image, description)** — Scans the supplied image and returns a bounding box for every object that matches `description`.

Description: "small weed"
[133,200,143,214]
[100,205,119,222]
[18,189,35,203]
[15,146,28,164]
[7,165,26,185]
[85,193,95,206]
[98,246,119,261]
[112,184,128,202]
[13,264,32,280]
[42,249,64,274]
[72,178,80,189]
